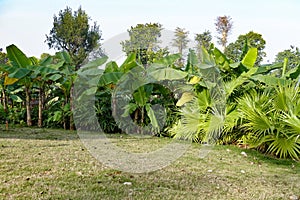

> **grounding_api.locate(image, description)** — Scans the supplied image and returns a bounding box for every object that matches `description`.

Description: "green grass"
[0,126,299,200]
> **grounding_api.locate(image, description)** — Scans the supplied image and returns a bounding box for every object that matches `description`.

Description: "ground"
[0,126,299,199]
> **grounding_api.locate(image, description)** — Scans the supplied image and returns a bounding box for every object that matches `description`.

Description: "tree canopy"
[45,6,102,70]
[120,23,167,65]
[172,27,190,55]
[275,45,300,69]
[225,31,266,65]
[172,27,190,67]
[195,30,212,51]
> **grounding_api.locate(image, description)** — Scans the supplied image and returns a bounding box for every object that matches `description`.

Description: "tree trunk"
[2,88,9,130]
[141,108,144,126]
[38,86,43,127]
[222,31,227,52]
[25,87,32,127]
[69,84,75,130]
[2,89,7,113]
[62,100,67,130]
[112,96,116,118]
[134,109,139,124]
[140,107,145,134]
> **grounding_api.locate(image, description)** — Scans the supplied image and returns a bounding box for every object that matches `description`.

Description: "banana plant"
[0,45,36,126]
[30,55,63,127]
[52,51,76,130]
[0,45,68,127]
[103,53,187,134]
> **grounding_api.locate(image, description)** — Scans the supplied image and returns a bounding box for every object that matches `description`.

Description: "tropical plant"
[238,84,300,159]
[170,45,260,144]
[0,45,37,126]
[113,53,187,135]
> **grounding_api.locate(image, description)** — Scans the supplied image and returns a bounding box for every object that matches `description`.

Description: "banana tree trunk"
[69,84,75,130]
[3,89,8,130]
[62,99,67,130]
[140,108,145,134]
[25,86,32,127]
[2,89,7,113]
[38,86,44,127]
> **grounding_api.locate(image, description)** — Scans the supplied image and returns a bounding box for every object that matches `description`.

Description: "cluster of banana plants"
[74,52,188,134]
[1,43,299,160]
[0,44,102,129]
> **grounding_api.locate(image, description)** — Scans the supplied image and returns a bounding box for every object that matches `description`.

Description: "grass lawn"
[0,126,299,200]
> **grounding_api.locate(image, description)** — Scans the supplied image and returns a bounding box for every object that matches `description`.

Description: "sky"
[0,0,300,63]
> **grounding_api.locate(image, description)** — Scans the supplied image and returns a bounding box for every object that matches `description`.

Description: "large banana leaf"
[214,47,230,71]
[148,67,187,81]
[176,92,195,106]
[8,68,31,80]
[185,49,199,73]
[104,61,119,73]
[254,63,282,75]
[285,63,300,80]
[154,54,181,66]
[145,104,159,130]
[133,86,149,107]
[242,48,257,69]
[56,51,71,64]
[4,76,18,85]
[224,67,257,98]
[30,66,60,79]
[98,72,123,86]
[200,46,215,66]
[120,53,137,73]
[6,44,31,68]
[79,56,108,71]
[251,74,288,86]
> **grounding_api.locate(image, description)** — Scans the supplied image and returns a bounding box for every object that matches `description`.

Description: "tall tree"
[172,27,190,67]
[195,30,212,61]
[195,30,212,51]
[120,23,167,65]
[172,27,190,55]
[215,15,233,51]
[225,31,266,65]
[45,6,102,70]
[275,45,300,69]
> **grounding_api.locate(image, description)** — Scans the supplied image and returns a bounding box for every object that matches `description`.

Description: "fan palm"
[238,84,300,159]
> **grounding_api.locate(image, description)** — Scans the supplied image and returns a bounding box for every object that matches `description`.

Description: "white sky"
[0,0,300,63]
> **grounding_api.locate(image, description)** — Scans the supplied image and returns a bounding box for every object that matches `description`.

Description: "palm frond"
[265,134,300,160]
[238,91,274,136]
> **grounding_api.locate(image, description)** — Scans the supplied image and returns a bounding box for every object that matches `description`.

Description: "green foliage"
[225,31,266,65]
[46,6,102,70]
[238,84,300,159]
[275,45,300,73]
[172,27,189,67]
[195,30,212,51]
[172,27,190,55]
[120,23,168,65]
[2,17,300,161]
